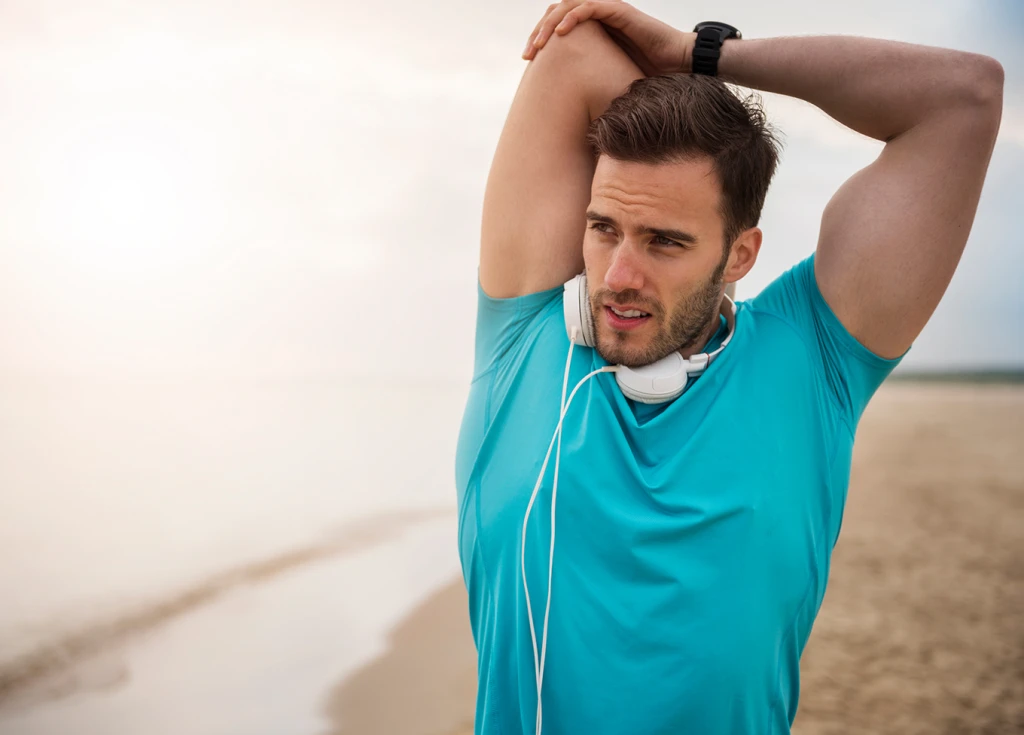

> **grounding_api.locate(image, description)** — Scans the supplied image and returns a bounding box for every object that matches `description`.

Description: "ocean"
[0,374,470,734]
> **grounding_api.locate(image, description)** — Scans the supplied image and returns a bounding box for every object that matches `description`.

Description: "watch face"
[694,21,741,39]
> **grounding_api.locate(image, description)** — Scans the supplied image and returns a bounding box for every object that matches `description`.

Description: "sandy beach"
[1,381,1022,734]
[323,382,1024,735]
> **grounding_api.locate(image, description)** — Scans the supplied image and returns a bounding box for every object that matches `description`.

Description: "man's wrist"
[681,28,741,76]
[678,31,697,74]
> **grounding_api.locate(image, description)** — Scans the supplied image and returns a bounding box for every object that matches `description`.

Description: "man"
[454,3,1003,733]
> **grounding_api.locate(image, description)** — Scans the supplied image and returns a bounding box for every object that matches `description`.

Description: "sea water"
[0,373,469,734]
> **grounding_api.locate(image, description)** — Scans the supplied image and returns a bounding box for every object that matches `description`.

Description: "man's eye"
[654,235,679,246]
[589,223,612,234]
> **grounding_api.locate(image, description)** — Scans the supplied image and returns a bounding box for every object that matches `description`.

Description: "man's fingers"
[523,0,624,59]
[523,5,559,58]
[555,2,628,36]
[531,4,577,54]
[554,10,581,35]
[528,0,598,56]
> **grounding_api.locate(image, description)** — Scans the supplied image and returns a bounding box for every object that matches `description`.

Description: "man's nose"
[604,242,645,293]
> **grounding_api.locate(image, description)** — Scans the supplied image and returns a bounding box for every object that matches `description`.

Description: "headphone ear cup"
[563,273,597,347]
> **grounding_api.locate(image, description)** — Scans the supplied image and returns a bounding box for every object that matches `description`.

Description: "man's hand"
[523,1,691,78]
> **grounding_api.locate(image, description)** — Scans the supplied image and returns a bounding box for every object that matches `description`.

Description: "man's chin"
[595,335,665,369]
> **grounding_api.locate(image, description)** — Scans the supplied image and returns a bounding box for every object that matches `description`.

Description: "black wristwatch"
[690,22,742,76]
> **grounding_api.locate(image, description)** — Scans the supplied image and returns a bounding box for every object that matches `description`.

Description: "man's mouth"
[609,306,649,318]
[604,304,652,331]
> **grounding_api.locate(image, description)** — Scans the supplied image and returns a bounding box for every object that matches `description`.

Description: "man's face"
[583,155,732,368]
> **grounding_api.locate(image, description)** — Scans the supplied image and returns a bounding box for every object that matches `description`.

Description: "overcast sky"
[0,0,1020,380]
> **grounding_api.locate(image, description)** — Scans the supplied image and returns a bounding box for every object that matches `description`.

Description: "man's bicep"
[813,90,1002,359]
[479,21,642,299]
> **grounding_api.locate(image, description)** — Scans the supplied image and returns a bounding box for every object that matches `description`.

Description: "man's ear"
[724,227,762,284]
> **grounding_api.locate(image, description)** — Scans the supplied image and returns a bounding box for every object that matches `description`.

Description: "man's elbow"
[945,53,1004,143]
[967,54,1004,113]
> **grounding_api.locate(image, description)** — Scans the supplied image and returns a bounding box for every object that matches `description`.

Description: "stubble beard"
[590,252,729,369]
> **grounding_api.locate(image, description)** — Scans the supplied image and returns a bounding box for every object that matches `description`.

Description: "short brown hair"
[586,74,782,247]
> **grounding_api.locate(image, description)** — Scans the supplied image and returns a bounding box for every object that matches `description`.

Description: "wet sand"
[323,383,1024,734]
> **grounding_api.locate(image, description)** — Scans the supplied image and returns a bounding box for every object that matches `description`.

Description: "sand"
[320,579,476,735]
[322,382,1024,735]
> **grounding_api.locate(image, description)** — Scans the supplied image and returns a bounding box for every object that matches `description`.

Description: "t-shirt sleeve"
[747,254,907,426]
[472,274,563,381]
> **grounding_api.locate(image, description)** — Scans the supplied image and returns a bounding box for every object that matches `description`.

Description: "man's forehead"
[591,156,721,214]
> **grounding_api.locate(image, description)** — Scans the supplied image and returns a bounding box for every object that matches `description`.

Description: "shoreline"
[320,577,476,735]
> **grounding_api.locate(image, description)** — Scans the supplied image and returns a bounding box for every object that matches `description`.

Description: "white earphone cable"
[521,327,617,735]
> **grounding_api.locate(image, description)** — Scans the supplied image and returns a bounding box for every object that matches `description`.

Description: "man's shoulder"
[472,279,564,382]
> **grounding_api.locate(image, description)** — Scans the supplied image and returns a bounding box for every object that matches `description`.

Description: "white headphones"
[562,273,736,404]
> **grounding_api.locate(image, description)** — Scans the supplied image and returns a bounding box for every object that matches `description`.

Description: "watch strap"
[690,22,741,76]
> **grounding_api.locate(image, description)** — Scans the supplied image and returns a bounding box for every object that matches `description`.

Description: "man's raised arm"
[533,3,1002,355]
[712,34,1003,358]
[479,22,643,299]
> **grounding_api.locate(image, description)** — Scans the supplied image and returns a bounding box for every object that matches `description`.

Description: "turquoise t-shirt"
[455,255,903,734]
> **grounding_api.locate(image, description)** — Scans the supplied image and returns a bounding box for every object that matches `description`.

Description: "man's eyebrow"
[585,211,699,245]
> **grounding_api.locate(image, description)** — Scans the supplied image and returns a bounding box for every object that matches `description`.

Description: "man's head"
[583,73,781,368]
